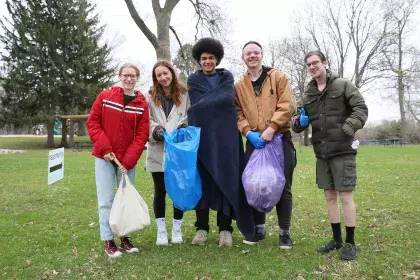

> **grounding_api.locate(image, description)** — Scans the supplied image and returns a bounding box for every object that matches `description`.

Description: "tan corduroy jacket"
[235,68,295,136]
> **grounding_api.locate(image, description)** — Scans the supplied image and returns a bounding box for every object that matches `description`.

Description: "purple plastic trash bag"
[242,134,285,213]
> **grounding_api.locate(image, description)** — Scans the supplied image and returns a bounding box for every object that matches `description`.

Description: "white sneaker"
[156,230,169,246]
[191,230,207,245]
[155,218,168,246]
[219,230,232,247]
[171,219,183,244]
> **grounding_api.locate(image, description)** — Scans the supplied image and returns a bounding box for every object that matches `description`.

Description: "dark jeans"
[244,131,297,231]
[151,172,184,220]
[195,209,233,233]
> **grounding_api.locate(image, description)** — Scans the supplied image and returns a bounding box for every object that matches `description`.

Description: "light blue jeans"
[95,157,136,240]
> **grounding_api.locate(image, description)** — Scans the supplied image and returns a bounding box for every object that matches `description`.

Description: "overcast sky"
[1,0,418,123]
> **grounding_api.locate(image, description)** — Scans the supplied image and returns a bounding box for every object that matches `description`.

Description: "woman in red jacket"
[87,63,150,258]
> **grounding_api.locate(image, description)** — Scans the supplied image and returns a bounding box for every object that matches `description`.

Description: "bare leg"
[324,190,340,223]
[339,191,356,227]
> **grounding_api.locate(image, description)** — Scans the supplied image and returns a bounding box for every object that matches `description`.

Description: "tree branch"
[164,0,180,13]
[169,25,185,59]
[124,0,158,49]
[188,0,225,41]
[405,100,420,123]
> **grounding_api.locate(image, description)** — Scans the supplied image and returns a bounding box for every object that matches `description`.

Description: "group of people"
[86,38,368,261]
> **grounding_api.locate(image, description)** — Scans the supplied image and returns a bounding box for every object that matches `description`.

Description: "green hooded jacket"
[293,71,368,158]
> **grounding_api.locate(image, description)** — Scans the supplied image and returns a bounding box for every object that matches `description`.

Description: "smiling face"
[118,66,139,92]
[154,65,173,89]
[199,52,217,74]
[306,55,328,80]
[242,43,263,70]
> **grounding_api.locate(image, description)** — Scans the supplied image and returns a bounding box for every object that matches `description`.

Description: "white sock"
[156,218,166,232]
[173,219,183,229]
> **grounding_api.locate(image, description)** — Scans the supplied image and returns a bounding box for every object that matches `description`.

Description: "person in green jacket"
[293,50,368,261]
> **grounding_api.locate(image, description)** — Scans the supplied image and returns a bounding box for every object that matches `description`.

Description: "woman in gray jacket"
[146,60,190,245]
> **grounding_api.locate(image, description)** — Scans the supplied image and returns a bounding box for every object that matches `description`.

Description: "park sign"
[48,148,64,185]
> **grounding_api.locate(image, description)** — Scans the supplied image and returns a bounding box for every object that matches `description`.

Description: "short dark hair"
[242,41,263,51]
[304,51,327,63]
[191,37,224,65]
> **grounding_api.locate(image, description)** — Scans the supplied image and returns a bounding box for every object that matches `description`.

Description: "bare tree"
[404,54,420,124]
[301,0,350,77]
[300,0,389,90]
[265,30,314,145]
[124,0,227,61]
[381,0,420,142]
[347,0,389,88]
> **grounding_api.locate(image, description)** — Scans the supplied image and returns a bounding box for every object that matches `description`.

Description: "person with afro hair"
[187,37,255,247]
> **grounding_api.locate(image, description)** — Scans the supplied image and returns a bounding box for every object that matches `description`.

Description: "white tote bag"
[109,174,150,236]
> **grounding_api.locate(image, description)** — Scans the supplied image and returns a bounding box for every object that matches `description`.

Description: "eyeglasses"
[243,51,262,57]
[120,74,138,80]
[306,61,321,67]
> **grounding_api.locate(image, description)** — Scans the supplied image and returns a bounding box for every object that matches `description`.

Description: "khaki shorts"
[316,154,357,191]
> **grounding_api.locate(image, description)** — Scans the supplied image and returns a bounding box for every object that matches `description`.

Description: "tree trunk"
[397,69,408,142]
[78,120,87,136]
[397,29,408,143]
[69,120,75,147]
[156,13,171,60]
[46,121,55,148]
[60,119,69,147]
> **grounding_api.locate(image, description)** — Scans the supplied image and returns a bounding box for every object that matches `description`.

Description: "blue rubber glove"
[299,108,309,127]
[247,131,266,149]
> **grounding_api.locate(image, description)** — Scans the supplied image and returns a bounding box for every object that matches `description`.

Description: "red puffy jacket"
[87,86,150,170]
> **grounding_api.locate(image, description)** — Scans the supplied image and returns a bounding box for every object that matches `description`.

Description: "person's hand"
[153,126,166,141]
[103,152,115,161]
[246,131,266,149]
[298,108,309,127]
[118,165,128,174]
[156,128,166,140]
[261,127,276,142]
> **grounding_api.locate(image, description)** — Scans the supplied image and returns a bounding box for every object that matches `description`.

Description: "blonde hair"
[118,63,140,77]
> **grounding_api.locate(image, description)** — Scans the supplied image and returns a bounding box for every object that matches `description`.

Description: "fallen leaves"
[403,272,419,280]
[194,276,212,280]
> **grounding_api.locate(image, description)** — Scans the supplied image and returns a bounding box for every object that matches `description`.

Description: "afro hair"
[192,37,224,66]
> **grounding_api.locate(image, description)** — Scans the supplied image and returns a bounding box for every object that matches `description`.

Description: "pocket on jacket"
[326,90,344,111]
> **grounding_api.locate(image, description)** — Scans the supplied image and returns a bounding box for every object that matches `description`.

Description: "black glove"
[152,126,166,141]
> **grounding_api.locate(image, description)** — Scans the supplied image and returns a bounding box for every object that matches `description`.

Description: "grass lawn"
[0,137,419,279]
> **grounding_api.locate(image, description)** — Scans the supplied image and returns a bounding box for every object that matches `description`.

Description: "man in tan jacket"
[235,41,297,248]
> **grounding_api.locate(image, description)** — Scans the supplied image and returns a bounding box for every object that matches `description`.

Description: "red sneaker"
[120,237,139,253]
[104,240,122,258]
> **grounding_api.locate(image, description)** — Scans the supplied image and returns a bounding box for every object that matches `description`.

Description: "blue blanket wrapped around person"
[187,68,255,238]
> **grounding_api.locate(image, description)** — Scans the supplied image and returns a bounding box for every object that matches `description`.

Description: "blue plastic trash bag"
[242,134,286,213]
[163,126,202,211]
